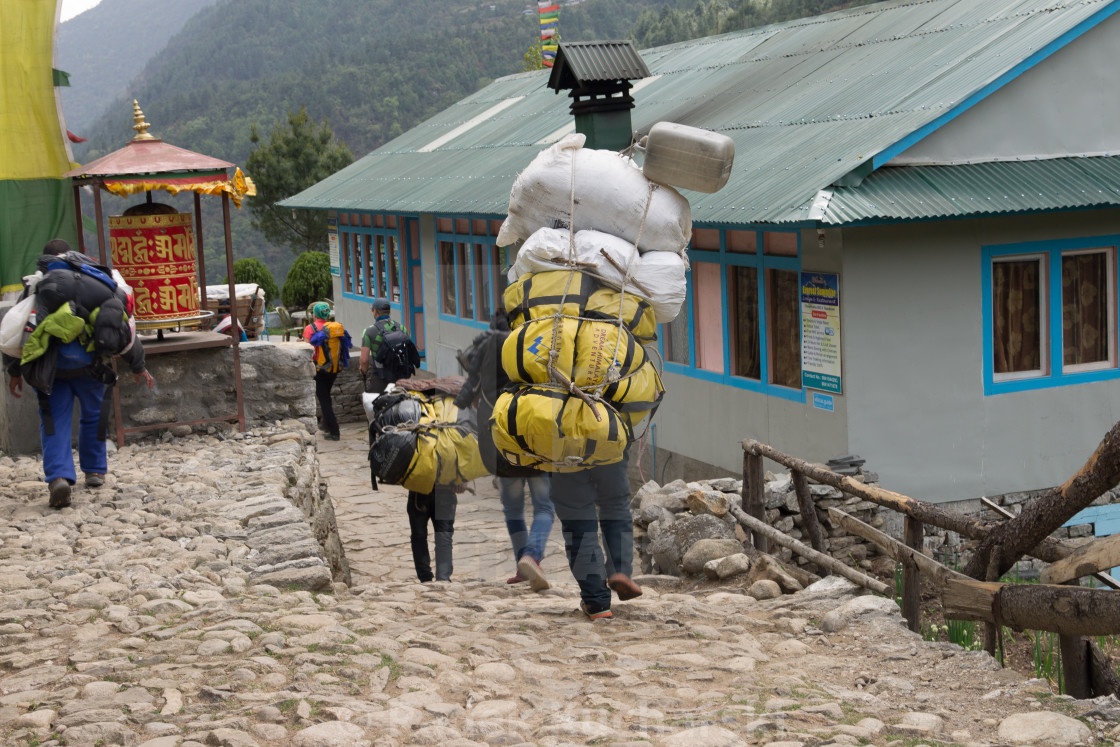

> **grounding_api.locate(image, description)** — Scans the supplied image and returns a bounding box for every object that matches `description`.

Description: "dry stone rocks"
[649,513,736,574]
[820,594,901,633]
[704,552,753,580]
[635,473,884,576]
[682,538,745,574]
[998,711,1092,745]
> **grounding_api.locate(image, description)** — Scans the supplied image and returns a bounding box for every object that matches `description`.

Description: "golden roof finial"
[131,100,156,141]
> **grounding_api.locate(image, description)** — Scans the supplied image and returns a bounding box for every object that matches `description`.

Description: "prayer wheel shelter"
[281,0,1120,506]
[61,102,256,444]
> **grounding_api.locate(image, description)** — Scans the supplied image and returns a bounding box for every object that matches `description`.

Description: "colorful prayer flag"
[538,1,559,67]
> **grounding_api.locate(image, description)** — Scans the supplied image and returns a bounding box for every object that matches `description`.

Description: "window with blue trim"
[338,213,402,303]
[436,216,509,327]
[660,227,804,401]
[986,239,1117,394]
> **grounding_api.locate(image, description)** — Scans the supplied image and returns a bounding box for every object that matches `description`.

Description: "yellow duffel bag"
[370,393,488,493]
[504,270,597,329]
[491,386,628,472]
[585,286,657,344]
[503,316,648,391]
[604,358,665,429]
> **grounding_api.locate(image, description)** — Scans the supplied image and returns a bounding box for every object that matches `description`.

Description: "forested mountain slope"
[58,0,219,134]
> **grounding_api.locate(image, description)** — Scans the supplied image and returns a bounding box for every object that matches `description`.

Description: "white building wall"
[890,11,1120,165]
[843,210,1120,503]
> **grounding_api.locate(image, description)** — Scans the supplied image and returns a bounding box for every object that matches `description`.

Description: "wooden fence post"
[743,449,769,553]
[793,472,825,553]
[902,516,924,634]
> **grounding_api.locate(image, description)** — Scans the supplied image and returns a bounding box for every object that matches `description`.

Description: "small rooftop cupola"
[547,40,650,151]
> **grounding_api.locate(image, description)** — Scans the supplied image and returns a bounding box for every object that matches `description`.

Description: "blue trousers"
[499,474,554,566]
[39,375,107,485]
[550,457,633,612]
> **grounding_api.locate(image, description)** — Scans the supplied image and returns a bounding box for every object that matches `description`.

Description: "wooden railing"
[739,419,1120,699]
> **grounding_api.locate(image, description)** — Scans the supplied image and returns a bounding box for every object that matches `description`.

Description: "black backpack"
[374,324,420,382]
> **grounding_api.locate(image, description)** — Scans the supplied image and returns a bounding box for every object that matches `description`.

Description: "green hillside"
[71,0,880,289]
[58,0,219,134]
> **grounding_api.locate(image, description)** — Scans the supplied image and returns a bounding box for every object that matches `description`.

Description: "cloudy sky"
[60,0,103,22]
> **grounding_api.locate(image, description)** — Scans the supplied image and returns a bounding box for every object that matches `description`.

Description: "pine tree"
[246,107,353,255]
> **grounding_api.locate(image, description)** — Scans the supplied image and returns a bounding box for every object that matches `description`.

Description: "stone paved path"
[319,420,571,587]
[0,421,1112,747]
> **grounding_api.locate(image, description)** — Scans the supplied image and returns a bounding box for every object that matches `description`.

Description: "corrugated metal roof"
[547,40,651,89]
[819,157,1120,224]
[282,0,1120,226]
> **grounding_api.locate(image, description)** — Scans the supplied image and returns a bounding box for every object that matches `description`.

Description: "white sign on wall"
[800,271,841,394]
[327,217,340,277]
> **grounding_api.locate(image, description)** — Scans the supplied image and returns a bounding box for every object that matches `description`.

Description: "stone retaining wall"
[116,340,317,436]
[634,467,886,577]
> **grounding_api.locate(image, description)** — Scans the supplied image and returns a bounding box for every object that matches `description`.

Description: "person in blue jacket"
[4,239,155,509]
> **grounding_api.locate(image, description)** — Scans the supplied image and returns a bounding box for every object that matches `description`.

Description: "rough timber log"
[741,439,1092,567]
[828,508,968,588]
[1040,533,1120,585]
[942,579,1120,637]
[963,419,1120,580]
[1090,640,1120,697]
[730,505,889,595]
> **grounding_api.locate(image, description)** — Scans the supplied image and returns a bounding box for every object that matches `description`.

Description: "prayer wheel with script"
[108,204,201,327]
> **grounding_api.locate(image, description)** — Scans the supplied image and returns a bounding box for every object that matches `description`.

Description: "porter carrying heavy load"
[367,389,487,493]
[490,264,665,471]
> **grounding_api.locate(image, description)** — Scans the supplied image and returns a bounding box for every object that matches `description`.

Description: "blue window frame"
[338,212,405,307]
[659,226,805,403]
[436,215,509,330]
[983,236,1119,395]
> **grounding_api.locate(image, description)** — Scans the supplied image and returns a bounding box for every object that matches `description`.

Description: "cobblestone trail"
[0,421,1114,747]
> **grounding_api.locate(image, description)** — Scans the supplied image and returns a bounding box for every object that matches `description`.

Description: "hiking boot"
[516,555,550,591]
[608,573,643,601]
[579,601,612,620]
[48,478,71,509]
[85,473,105,488]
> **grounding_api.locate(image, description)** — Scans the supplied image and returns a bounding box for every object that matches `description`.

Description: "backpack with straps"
[309,321,352,374]
[373,321,420,382]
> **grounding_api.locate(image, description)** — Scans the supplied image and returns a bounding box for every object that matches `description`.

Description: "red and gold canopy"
[62,101,256,206]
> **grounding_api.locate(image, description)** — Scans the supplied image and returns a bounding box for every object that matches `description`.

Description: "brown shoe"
[607,573,643,601]
[85,473,105,488]
[48,478,71,509]
[516,555,550,592]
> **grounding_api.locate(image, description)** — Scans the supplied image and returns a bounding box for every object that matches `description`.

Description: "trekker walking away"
[551,452,642,620]
[303,302,351,441]
[407,485,461,582]
[3,239,155,509]
[455,308,554,591]
[359,299,419,393]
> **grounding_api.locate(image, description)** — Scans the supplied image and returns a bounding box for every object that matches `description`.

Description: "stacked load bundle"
[490,132,705,472]
[367,388,487,493]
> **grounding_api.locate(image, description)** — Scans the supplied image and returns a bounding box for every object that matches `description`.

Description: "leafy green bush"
[281,251,332,309]
[224,258,279,307]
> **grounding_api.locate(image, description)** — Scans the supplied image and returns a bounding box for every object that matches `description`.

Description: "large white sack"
[633,250,687,324]
[509,227,687,323]
[496,133,692,255]
[509,227,637,286]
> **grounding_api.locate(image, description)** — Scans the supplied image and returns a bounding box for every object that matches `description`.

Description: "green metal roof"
[282,0,1120,226]
[819,157,1120,224]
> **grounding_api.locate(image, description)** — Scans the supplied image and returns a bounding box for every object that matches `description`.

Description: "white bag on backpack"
[496,134,692,255]
[509,227,688,323]
[0,294,35,358]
